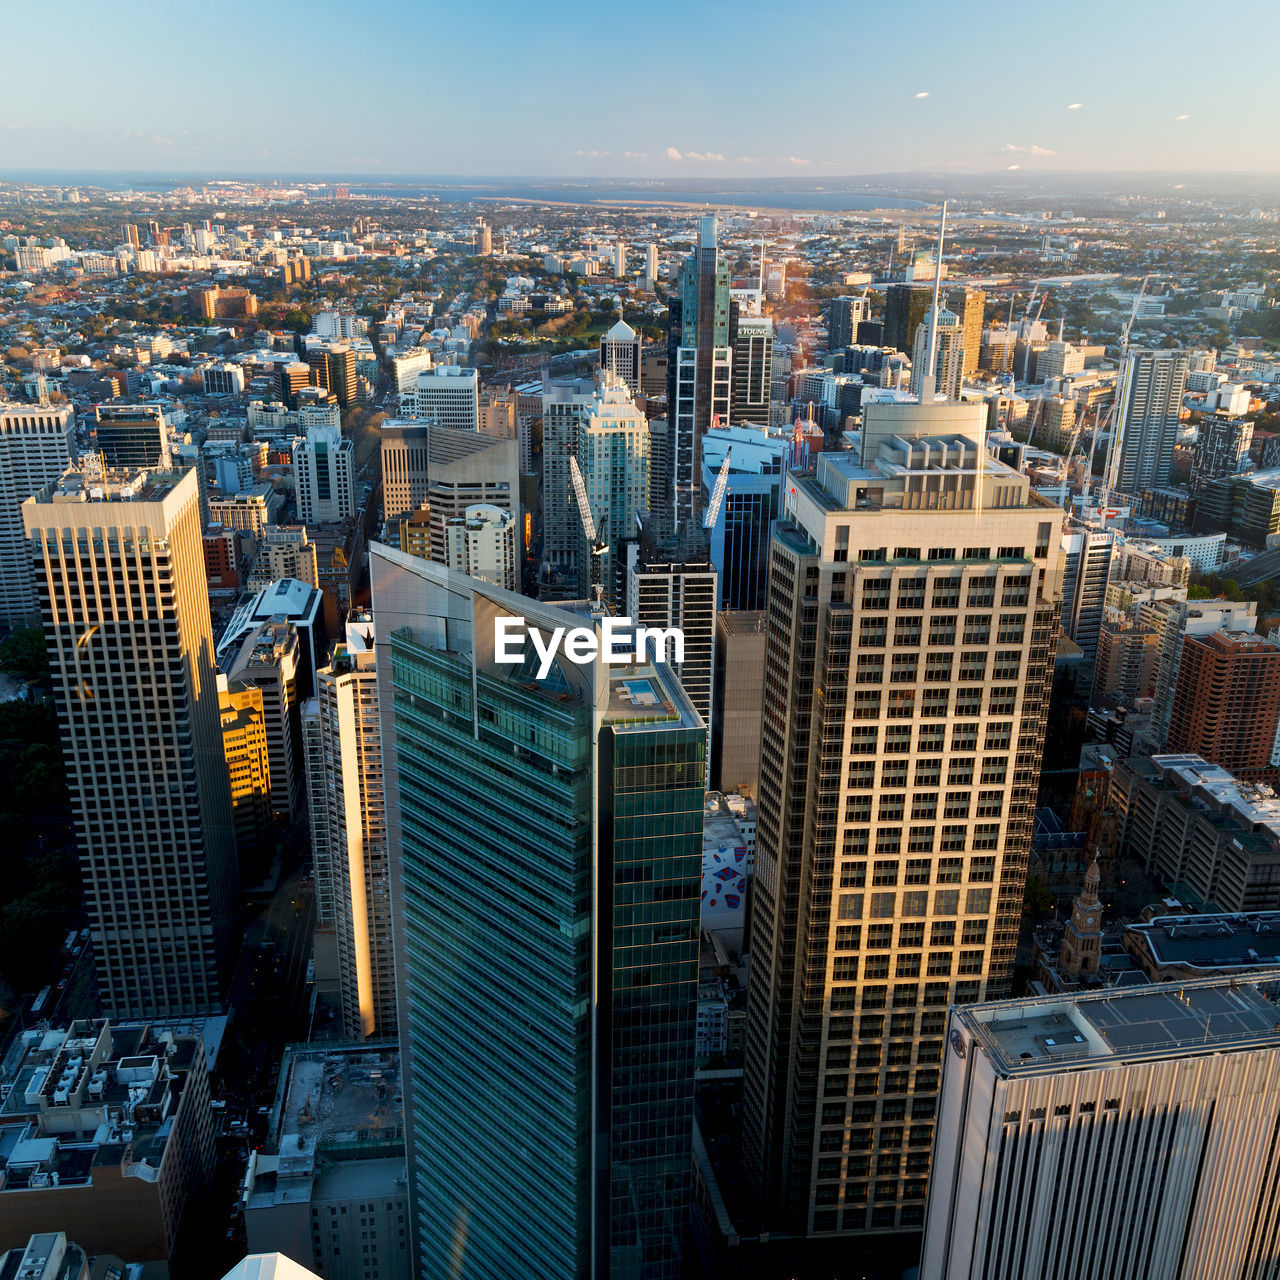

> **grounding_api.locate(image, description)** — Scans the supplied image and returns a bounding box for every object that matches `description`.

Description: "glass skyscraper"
[370,545,705,1280]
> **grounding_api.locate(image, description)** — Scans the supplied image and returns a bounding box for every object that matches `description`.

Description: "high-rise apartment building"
[93,403,168,470]
[910,309,963,401]
[883,284,932,354]
[218,675,273,881]
[1059,526,1115,666]
[827,296,870,352]
[292,423,355,525]
[443,503,518,591]
[950,287,986,377]
[741,394,1063,1237]
[23,466,239,1017]
[248,525,319,593]
[729,309,774,424]
[306,617,395,1039]
[0,402,74,629]
[370,549,704,1280]
[668,215,732,530]
[644,242,659,290]
[922,974,1280,1280]
[599,319,642,393]
[305,343,357,408]
[1108,348,1190,493]
[1191,407,1254,495]
[613,239,626,278]
[1164,629,1280,782]
[399,366,480,431]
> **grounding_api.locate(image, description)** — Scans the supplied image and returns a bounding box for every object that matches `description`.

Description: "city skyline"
[3,0,1278,177]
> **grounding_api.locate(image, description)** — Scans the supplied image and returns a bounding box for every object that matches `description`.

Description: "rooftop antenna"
[921,200,947,403]
[758,238,765,298]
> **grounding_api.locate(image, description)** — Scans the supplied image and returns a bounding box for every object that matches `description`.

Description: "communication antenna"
[922,200,947,402]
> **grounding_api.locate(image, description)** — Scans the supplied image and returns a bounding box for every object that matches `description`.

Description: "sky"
[2,0,1278,178]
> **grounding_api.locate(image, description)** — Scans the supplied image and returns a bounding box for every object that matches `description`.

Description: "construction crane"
[1021,287,1049,383]
[568,453,608,605]
[1095,273,1152,513]
[703,449,732,530]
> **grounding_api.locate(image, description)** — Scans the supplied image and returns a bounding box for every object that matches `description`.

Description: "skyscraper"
[218,675,273,882]
[292,423,355,525]
[741,393,1063,1237]
[400,366,480,432]
[1108,348,1190,493]
[949,287,986,377]
[370,548,704,1280]
[883,284,932,354]
[922,974,1280,1280]
[614,239,626,278]
[599,318,642,394]
[23,465,239,1018]
[729,308,774,424]
[910,309,963,401]
[0,401,74,630]
[827,296,869,352]
[644,242,659,290]
[306,616,395,1040]
[668,215,731,530]
[443,503,518,591]
[93,403,168,470]
[1059,526,1114,666]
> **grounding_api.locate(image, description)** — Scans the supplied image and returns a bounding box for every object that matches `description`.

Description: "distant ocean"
[0,170,929,213]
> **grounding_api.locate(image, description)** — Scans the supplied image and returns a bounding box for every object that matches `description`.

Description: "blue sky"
[2,0,1277,176]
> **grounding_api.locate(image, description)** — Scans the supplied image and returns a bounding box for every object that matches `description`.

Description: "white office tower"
[1108,348,1190,493]
[0,402,73,628]
[645,242,659,289]
[910,308,963,401]
[444,503,517,591]
[600,318,642,393]
[922,974,1280,1280]
[307,616,395,1040]
[400,366,480,431]
[614,240,627,278]
[292,423,355,524]
[1059,526,1115,665]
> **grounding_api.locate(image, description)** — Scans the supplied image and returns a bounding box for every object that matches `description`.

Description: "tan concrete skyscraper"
[23,465,239,1018]
[741,392,1063,1238]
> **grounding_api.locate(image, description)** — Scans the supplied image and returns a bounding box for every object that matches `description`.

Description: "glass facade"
[387,601,704,1280]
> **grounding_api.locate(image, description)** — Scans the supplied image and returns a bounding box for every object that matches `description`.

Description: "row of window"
[837,887,994,919]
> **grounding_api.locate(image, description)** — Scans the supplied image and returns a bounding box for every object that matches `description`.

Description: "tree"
[0,628,48,680]
[1023,874,1054,920]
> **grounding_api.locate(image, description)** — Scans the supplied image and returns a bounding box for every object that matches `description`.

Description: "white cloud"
[1006,163,1021,170]
[1175,113,1189,121]
[623,150,649,160]
[665,146,683,161]
[736,155,762,164]
[1000,142,1057,157]
[1067,102,1083,110]
[915,91,930,99]
[1030,144,1057,157]
[788,155,812,166]
[574,148,611,158]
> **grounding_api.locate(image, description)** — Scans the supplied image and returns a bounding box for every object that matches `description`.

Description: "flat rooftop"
[1128,912,1280,969]
[959,972,1280,1074]
[274,1044,401,1154]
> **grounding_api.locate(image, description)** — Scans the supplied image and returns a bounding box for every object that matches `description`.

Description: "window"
[907,827,934,853]
[951,723,979,752]
[859,547,887,562]
[885,725,913,754]
[895,547,921,561]
[963,547,991,560]
[927,952,953,976]
[944,791,971,819]
[860,617,888,647]
[870,892,896,918]
[856,654,884,684]
[851,690,882,719]
[850,726,878,754]
[878,794,906,823]
[930,921,956,947]
[915,758,943,787]
[963,615,991,645]
[921,688,949,717]
[901,890,928,917]
[937,857,964,883]
[898,921,926,947]
[966,576,996,607]
[958,651,986,681]
[997,614,1025,644]
[848,761,875,789]
[1002,575,1031,605]
[846,796,872,822]
[928,547,956,562]
[833,957,859,980]
[905,859,931,885]
[897,580,926,610]
[836,925,862,950]
[890,654,918,683]
[973,823,1001,850]
[954,686,983,716]
[970,856,996,882]
[966,888,993,914]
[887,689,915,719]
[875,829,901,855]
[1035,523,1053,558]
[838,893,864,920]
[861,582,891,610]
[988,686,1017,715]
[840,858,867,885]
[980,757,1007,784]
[934,889,960,916]
[948,758,975,786]
[881,760,909,787]
[976,791,1003,818]
[865,955,890,979]
[896,953,922,977]
[985,723,1013,751]
[924,652,953,683]
[993,650,1021,680]
[912,792,938,819]
[873,859,899,886]
[932,576,961,608]
[961,920,988,945]
[941,825,967,852]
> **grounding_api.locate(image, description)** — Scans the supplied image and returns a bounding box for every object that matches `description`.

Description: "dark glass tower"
[371,546,705,1280]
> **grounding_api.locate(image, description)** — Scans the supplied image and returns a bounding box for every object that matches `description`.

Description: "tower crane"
[703,449,732,530]
[568,453,608,605]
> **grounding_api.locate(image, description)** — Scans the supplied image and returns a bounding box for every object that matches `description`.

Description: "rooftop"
[1127,912,1280,970]
[958,972,1280,1075]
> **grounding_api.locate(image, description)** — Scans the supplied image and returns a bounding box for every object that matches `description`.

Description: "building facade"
[292,425,355,525]
[740,396,1063,1237]
[23,467,239,1018]
[1108,348,1191,493]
